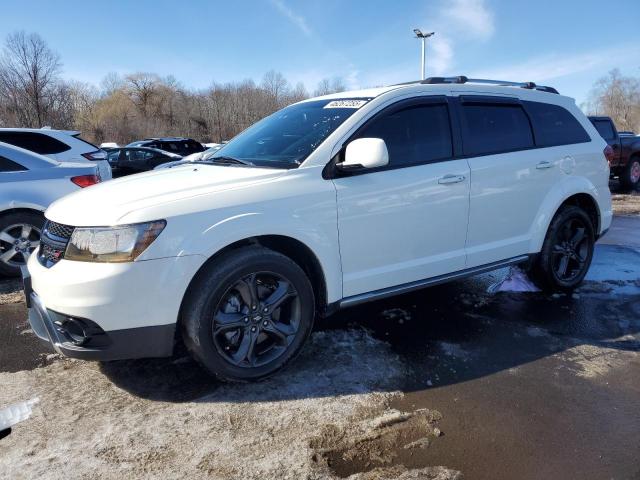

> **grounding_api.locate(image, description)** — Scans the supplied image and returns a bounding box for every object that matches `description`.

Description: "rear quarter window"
[0,155,27,172]
[525,102,591,146]
[591,119,616,141]
[0,132,71,155]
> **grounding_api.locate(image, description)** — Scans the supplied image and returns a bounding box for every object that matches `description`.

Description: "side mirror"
[338,138,389,172]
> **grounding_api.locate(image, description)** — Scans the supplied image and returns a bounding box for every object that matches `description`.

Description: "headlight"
[65,220,166,263]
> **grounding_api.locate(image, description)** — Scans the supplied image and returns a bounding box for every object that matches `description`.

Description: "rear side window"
[591,119,616,141]
[0,155,27,172]
[459,102,534,156]
[354,103,453,166]
[525,102,591,146]
[0,132,71,155]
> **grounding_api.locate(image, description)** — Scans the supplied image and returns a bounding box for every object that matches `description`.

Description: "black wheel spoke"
[213,311,246,334]
[263,321,296,344]
[264,280,295,311]
[557,255,569,278]
[236,274,259,309]
[570,227,585,245]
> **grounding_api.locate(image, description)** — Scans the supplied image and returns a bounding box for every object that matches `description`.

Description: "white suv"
[24,77,612,381]
[0,128,112,180]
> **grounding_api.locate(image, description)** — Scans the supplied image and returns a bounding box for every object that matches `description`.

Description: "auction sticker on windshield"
[323,99,370,109]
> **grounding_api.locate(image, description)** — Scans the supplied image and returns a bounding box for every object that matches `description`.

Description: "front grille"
[38,220,74,268]
[45,221,74,239]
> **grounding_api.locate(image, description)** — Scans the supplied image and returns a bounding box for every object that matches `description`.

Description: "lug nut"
[251,327,257,332]
[263,321,268,326]
[252,305,257,310]
[263,307,268,313]
[244,317,249,323]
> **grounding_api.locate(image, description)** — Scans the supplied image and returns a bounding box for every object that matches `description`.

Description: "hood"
[46,164,287,226]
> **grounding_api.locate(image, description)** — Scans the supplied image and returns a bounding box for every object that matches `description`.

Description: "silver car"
[0,142,101,276]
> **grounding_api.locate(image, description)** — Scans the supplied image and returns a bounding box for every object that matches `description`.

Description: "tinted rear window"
[460,103,534,156]
[0,132,71,155]
[591,119,616,141]
[0,155,27,172]
[525,102,591,146]
[354,102,453,166]
[159,140,203,155]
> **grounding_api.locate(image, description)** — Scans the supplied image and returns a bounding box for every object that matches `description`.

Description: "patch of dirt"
[310,408,459,479]
[0,278,23,305]
[559,343,638,379]
[0,329,457,479]
[611,191,640,216]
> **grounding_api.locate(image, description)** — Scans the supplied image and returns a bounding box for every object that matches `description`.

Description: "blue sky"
[1,0,639,105]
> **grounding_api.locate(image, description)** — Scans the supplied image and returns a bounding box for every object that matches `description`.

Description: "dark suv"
[126,137,205,156]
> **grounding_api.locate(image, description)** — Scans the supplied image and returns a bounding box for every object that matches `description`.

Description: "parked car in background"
[106,147,182,176]
[155,144,225,170]
[0,128,111,180]
[0,142,100,276]
[126,137,204,157]
[588,116,640,190]
[25,77,611,382]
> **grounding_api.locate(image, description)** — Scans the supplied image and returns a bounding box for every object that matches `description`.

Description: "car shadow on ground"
[99,244,640,404]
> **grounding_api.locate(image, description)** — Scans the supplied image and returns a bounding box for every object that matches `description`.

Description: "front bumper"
[23,266,176,361]
[23,252,205,361]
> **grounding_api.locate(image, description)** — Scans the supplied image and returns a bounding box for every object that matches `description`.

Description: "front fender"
[139,187,343,304]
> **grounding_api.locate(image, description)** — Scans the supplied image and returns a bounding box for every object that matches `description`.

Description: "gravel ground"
[611,191,640,216]
[0,323,459,479]
[0,278,22,305]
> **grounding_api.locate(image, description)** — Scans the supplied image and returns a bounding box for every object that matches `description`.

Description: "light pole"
[413,29,435,80]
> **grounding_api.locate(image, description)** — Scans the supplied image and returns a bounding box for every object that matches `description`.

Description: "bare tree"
[585,69,640,132]
[0,31,62,127]
[314,77,346,96]
[262,70,290,108]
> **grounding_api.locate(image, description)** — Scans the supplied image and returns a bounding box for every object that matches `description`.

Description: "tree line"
[0,32,347,145]
[0,31,638,145]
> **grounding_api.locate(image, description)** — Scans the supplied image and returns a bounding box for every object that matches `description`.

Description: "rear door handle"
[438,174,466,184]
[536,161,554,170]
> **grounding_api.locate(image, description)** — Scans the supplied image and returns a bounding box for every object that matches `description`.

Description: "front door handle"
[438,174,466,184]
[536,161,554,170]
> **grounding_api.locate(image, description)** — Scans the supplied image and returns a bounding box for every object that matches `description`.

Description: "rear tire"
[619,157,640,191]
[527,206,595,292]
[181,246,315,382]
[0,211,43,277]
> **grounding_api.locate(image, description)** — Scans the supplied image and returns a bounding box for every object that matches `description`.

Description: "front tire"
[620,157,640,191]
[181,246,315,382]
[527,206,595,292]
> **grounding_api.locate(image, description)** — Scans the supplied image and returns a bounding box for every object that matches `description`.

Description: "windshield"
[210,99,369,168]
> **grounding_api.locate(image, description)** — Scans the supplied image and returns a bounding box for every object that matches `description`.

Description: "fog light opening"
[55,318,91,346]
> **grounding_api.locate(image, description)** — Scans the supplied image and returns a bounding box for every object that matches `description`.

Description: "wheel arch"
[177,234,331,339]
[530,188,602,254]
[0,206,46,218]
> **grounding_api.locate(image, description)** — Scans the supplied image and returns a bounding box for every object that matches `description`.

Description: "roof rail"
[420,76,559,94]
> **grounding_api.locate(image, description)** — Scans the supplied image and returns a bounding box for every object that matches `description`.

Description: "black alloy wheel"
[212,271,301,368]
[550,217,590,283]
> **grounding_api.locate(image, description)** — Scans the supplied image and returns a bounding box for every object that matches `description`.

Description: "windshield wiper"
[204,156,254,166]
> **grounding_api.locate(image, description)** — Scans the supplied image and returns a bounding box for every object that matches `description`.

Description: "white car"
[0,142,101,276]
[0,128,112,180]
[24,77,612,382]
